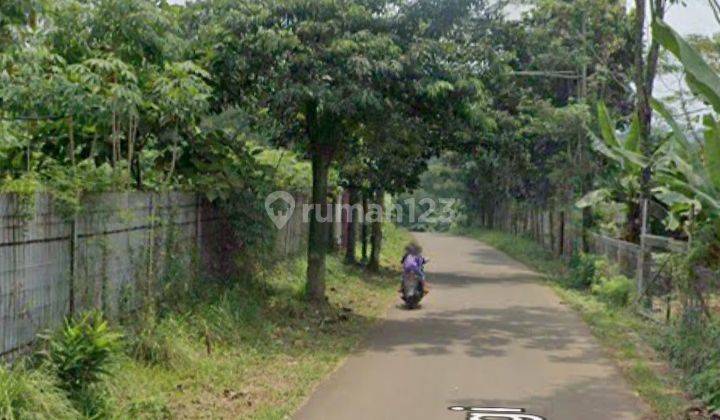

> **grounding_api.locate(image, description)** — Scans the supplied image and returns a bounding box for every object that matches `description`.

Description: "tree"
[451,0,633,242]
[200,0,407,302]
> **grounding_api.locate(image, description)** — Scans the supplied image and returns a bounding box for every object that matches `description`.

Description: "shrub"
[662,321,720,410]
[690,366,720,411]
[0,363,78,419]
[566,253,599,289]
[591,274,634,307]
[40,310,121,417]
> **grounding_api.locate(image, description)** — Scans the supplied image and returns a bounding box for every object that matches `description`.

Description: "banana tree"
[650,19,720,266]
[578,102,667,242]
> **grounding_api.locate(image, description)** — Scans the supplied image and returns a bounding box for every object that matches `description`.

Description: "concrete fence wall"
[0,191,307,358]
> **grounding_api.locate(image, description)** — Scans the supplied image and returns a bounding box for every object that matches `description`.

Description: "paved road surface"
[293,233,646,420]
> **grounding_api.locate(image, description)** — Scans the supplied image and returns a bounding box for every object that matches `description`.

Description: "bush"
[41,311,121,416]
[690,366,720,410]
[0,363,78,419]
[566,253,599,289]
[42,311,121,394]
[662,321,720,410]
[591,274,634,307]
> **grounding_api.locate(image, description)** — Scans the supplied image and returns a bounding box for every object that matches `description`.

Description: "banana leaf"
[652,19,720,113]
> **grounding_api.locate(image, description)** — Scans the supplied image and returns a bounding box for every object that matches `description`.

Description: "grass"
[108,224,410,419]
[0,362,79,420]
[456,227,691,420]
[0,224,410,419]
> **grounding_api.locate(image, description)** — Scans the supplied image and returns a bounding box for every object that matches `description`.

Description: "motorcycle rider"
[400,242,429,294]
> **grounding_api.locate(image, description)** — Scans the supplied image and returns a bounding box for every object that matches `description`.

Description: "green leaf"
[703,116,720,191]
[589,131,622,162]
[576,188,612,208]
[624,113,640,153]
[597,102,620,148]
[652,19,720,113]
[652,186,696,207]
[651,98,692,151]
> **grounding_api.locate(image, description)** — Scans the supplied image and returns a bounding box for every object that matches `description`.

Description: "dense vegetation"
[1,0,489,300]
[0,226,411,419]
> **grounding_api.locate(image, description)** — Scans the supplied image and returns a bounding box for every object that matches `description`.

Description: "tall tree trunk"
[559,210,566,258]
[549,207,556,255]
[361,195,369,262]
[345,186,358,265]
[632,0,666,241]
[306,148,331,302]
[327,191,337,254]
[579,12,593,253]
[367,188,384,273]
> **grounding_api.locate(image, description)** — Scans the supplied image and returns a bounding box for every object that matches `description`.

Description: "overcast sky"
[648,0,718,36]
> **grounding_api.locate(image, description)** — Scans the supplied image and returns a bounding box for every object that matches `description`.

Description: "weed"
[0,362,78,419]
[566,252,599,289]
[40,310,121,417]
[127,316,196,368]
[591,274,634,307]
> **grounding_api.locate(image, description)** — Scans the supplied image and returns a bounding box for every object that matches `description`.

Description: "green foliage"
[395,155,467,231]
[566,251,633,306]
[690,365,720,411]
[591,274,634,307]
[127,316,194,368]
[566,253,602,289]
[0,363,79,420]
[652,19,720,114]
[650,18,720,274]
[41,311,121,396]
[661,320,720,411]
[109,225,411,417]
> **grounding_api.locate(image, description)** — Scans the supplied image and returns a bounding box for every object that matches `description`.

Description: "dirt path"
[293,233,647,420]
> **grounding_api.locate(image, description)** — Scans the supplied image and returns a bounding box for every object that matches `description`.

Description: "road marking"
[448,406,546,420]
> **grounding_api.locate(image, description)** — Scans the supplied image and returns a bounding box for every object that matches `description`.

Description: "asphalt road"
[293,232,647,420]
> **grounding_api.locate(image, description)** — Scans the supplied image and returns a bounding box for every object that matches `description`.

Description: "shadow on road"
[366,303,601,361]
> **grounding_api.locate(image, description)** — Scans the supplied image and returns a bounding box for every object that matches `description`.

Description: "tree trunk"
[345,187,358,265]
[559,210,566,258]
[632,0,666,240]
[367,189,384,273]
[624,200,642,243]
[327,191,337,254]
[361,195,369,262]
[306,148,332,303]
[549,208,556,255]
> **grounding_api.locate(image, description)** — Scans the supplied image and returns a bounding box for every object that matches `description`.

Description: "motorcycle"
[401,270,425,309]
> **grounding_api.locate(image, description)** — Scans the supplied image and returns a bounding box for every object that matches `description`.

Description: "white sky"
[642,0,718,36]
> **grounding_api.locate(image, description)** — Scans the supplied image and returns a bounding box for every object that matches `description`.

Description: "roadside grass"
[456,227,691,420]
[108,223,410,419]
[0,225,410,419]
